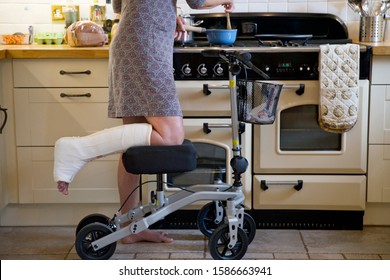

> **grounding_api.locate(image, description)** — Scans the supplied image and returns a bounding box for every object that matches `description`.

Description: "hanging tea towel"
[319,44,359,133]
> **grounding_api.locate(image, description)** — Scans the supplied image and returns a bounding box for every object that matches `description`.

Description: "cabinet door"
[14,88,122,146]
[176,81,230,117]
[13,59,108,88]
[371,56,390,85]
[367,145,390,203]
[253,174,366,210]
[0,134,5,209]
[17,147,120,203]
[369,85,390,145]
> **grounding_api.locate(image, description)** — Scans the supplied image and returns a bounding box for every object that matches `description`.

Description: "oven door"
[253,80,369,174]
[141,118,252,208]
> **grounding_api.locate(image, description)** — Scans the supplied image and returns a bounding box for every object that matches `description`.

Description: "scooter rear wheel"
[75,213,112,236]
[75,223,116,260]
[197,202,223,238]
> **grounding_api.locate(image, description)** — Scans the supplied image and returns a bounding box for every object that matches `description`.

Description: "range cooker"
[149,13,372,230]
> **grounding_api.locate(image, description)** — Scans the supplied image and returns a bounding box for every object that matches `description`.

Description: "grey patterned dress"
[108,0,206,117]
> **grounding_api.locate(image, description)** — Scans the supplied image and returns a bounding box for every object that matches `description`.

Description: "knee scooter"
[74,50,279,260]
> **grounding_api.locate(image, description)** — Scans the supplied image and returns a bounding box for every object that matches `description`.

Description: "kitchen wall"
[0,0,385,42]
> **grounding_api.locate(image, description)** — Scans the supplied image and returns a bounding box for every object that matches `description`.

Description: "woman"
[54,0,235,243]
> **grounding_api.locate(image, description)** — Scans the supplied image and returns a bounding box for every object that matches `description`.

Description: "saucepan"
[184,25,237,45]
[175,14,204,44]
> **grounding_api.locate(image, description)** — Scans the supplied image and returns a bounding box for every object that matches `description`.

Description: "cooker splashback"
[190,12,350,41]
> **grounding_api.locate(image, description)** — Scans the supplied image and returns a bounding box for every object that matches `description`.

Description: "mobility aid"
[74,50,282,260]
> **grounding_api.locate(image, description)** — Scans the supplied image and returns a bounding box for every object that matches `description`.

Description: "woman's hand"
[174,15,186,41]
[223,2,235,13]
[200,0,235,12]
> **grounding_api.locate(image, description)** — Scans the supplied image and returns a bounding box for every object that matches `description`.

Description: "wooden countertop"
[1,44,109,59]
[359,41,390,55]
[1,42,390,59]
[0,47,5,59]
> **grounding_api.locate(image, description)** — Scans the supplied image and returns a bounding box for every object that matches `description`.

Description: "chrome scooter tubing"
[228,63,241,157]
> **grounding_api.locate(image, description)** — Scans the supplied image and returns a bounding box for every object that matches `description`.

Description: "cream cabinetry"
[368,56,390,203]
[0,133,4,209]
[253,175,366,210]
[0,59,6,209]
[13,59,122,203]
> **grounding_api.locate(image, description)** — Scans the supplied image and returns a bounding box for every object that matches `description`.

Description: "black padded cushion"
[122,139,197,174]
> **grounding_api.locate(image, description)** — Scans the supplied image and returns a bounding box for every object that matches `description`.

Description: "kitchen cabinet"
[367,56,390,203]
[13,58,122,203]
[0,59,6,209]
[0,134,5,210]
[253,175,366,210]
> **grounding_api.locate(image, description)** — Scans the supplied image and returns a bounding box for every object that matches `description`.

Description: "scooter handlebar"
[201,50,270,80]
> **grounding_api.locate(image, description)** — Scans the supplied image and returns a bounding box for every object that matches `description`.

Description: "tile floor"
[1,226,390,260]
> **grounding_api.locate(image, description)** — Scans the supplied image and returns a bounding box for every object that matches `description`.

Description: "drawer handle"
[203,122,231,134]
[203,84,229,95]
[60,93,92,98]
[203,122,245,134]
[59,70,92,75]
[0,105,8,134]
[260,180,303,191]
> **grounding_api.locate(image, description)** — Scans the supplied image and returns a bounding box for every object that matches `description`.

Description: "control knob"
[197,64,208,76]
[213,63,224,76]
[181,64,192,76]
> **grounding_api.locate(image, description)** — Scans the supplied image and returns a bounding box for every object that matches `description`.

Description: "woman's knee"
[147,116,184,146]
[153,125,184,145]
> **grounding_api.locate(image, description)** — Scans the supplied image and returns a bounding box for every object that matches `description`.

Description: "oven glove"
[319,44,359,133]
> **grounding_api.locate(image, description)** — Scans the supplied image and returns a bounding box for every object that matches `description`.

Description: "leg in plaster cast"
[54,123,152,193]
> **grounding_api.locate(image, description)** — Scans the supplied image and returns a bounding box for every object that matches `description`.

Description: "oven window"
[280,105,342,151]
[167,142,227,186]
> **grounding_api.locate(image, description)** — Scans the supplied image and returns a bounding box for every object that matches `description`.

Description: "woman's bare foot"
[57,181,70,195]
[122,229,173,244]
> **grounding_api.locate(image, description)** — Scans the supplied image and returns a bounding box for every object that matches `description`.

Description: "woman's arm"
[200,0,235,12]
[186,0,234,12]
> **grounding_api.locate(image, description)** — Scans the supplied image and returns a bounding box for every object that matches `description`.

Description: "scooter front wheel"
[208,224,248,260]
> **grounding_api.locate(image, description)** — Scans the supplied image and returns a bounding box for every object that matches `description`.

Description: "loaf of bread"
[65,21,106,47]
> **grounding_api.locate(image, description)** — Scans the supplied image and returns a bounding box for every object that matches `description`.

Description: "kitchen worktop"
[358,41,390,55]
[1,42,390,59]
[0,44,109,59]
[0,47,5,59]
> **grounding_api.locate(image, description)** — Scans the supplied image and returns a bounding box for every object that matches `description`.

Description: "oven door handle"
[203,83,305,96]
[260,180,303,191]
[203,84,229,95]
